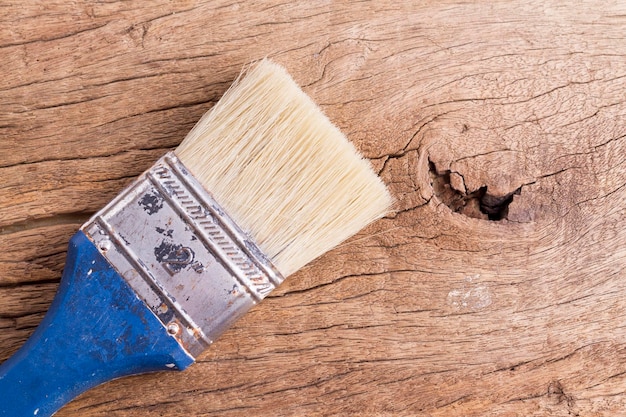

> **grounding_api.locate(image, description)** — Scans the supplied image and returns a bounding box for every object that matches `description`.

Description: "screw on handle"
[0,231,194,417]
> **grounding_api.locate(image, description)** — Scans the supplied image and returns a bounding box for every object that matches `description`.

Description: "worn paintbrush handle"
[0,232,194,417]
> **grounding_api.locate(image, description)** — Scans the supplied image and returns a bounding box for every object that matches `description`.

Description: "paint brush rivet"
[98,238,111,252]
[167,323,180,335]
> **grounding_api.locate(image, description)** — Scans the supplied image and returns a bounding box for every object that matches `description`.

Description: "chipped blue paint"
[0,231,194,417]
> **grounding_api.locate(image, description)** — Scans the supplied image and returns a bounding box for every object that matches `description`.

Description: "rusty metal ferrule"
[81,152,284,357]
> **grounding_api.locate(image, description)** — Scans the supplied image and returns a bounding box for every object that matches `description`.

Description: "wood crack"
[0,22,109,49]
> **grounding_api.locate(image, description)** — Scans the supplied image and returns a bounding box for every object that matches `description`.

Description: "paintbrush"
[0,59,392,416]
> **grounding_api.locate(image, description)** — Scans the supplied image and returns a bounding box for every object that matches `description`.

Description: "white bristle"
[175,59,392,277]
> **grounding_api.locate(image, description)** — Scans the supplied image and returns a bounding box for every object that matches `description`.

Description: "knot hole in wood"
[428,159,523,221]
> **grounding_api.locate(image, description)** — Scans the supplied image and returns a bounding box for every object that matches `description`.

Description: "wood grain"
[1,1,626,415]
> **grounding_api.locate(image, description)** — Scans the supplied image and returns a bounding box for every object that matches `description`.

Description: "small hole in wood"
[429,160,520,221]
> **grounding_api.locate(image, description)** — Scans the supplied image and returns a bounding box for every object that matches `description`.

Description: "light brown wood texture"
[1,1,625,415]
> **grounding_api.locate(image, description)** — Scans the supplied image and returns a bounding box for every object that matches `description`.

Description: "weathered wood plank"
[1,0,626,416]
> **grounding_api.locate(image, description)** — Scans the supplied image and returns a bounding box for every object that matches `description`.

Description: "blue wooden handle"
[0,231,194,417]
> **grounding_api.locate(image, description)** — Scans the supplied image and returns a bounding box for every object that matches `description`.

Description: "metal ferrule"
[81,152,284,358]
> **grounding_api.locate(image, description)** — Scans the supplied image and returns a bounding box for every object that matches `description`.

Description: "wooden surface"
[1,1,626,415]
